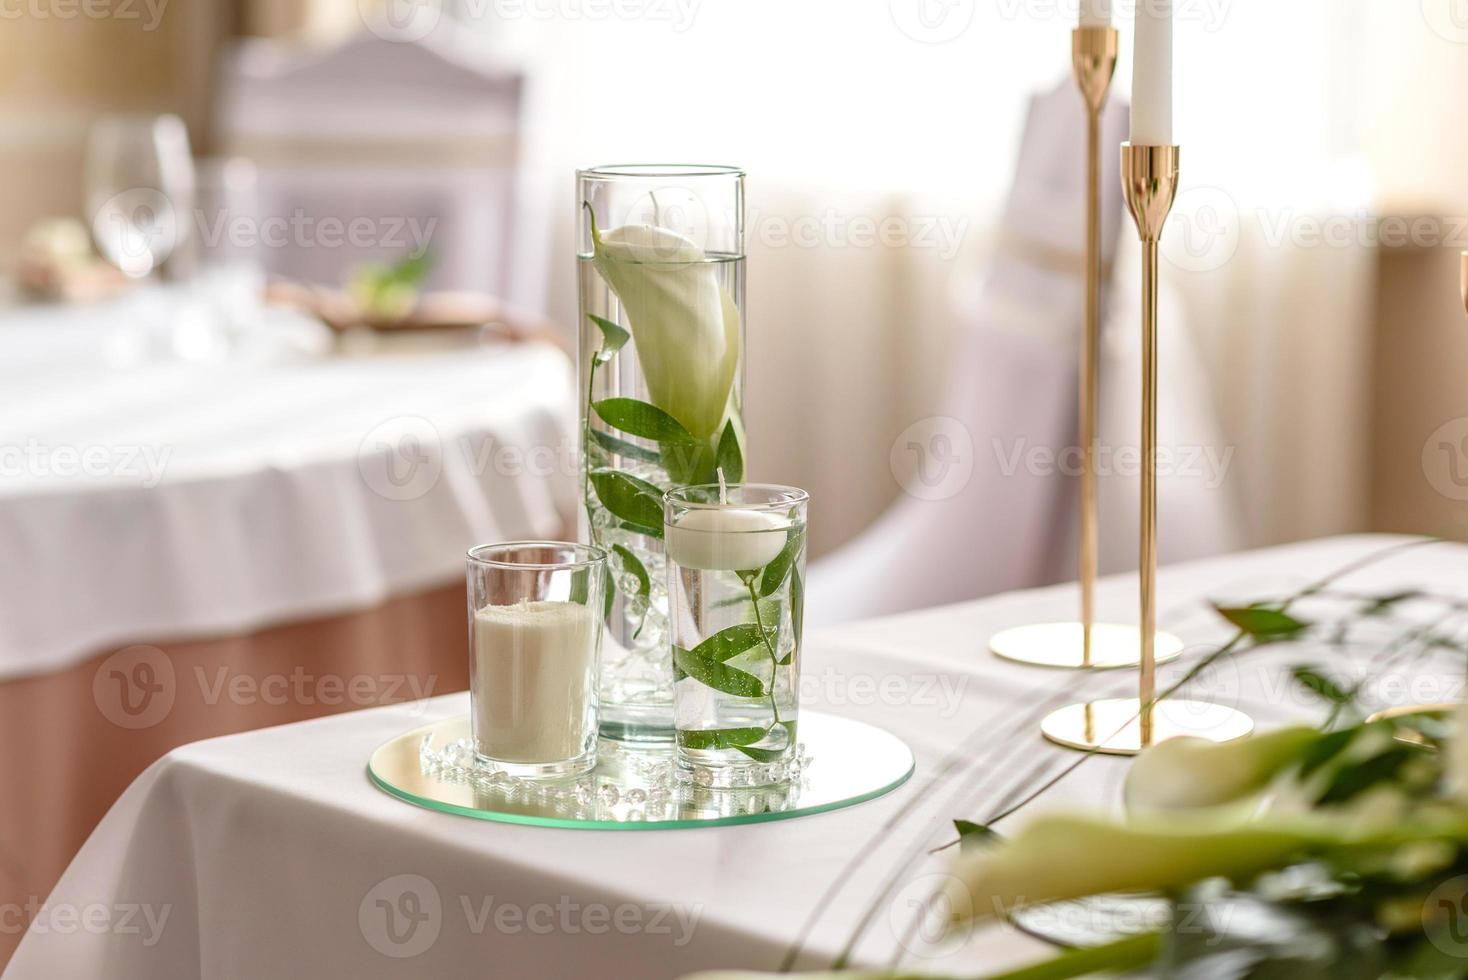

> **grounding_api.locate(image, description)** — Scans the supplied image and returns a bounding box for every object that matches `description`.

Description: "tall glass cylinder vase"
[577,165,747,745]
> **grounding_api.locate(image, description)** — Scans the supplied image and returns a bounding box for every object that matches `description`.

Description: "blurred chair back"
[215,32,524,297]
[808,80,1240,626]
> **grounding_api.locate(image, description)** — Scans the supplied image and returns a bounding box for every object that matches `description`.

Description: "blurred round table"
[0,284,576,963]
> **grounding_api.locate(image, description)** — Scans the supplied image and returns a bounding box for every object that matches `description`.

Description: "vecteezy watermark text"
[93,645,440,730]
[992,437,1235,490]
[194,209,437,254]
[0,0,168,30]
[0,439,171,487]
[2,899,171,947]
[358,875,702,959]
[748,208,969,261]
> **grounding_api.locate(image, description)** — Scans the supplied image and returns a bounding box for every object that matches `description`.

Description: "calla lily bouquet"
[680,543,1468,980]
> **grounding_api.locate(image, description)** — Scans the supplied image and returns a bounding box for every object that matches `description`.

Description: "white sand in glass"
[471,599,597,764]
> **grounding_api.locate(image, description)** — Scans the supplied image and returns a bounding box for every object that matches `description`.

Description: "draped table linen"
[6,535,1461,979]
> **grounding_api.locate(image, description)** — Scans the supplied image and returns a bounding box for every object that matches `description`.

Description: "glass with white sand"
[466,542,607,778]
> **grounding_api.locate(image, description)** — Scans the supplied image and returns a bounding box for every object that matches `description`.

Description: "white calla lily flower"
[943,812,1374,922]
[1123,727,1320,816]
[589,212,740,441]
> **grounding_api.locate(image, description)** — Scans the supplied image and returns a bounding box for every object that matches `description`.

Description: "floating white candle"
[1131,0,1173,145]
[665,508,789,572]
[1079,0,1110,28]
[471,599,597,764]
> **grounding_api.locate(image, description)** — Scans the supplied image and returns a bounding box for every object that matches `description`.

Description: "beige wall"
[1370,239,1468,542]
[1358,4,1468,542]
[0,1,228,265]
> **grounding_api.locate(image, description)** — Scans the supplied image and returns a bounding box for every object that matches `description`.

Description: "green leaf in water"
[673,645,765,698]
[588,469,664,538]
[734,743,786,763]
[661,438,716,486]
[587,313,630,364]
[692,623,774,663]
[589,427,661,464]
[715,418,743,483]
[758,528,805,597]
[789,565,804,662]
[610,544,650,599]
[593,398,696,445]
[735,720,797,762]
[677,727,768,750]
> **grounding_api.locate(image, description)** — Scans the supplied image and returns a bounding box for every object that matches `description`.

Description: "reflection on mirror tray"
[367,712,914,830]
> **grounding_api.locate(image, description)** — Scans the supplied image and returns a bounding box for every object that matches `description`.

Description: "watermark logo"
[358,416,443,501]
[891,872,973,958]
[1422,417,1468,502]
[1422,0,1468,43]
[93,645,177,730]
[92,187,180,278]
[891,416,975,501]
[360,874,442,958]
[889,0,974,43]
[1163,185,1241,273]
[1424,876,1468,957]
[360,0,442,41]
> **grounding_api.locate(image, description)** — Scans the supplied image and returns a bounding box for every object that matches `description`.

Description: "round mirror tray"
[368,711,915,830]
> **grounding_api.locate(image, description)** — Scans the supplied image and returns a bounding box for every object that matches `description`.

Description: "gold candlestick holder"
[990,27,1182,672]
[1040,144,1253,754]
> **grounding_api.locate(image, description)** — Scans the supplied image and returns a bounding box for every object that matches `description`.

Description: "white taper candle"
[1079,0,1111,28]
[1131,0,1173,145]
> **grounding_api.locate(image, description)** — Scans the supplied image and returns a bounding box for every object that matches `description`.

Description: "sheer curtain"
[429,0,1377,557]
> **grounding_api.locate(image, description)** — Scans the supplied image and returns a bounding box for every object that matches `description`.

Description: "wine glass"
[85,114,195,280]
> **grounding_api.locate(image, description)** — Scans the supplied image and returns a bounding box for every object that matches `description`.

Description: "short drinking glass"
[665,485,808,786]
[466,542,607,778]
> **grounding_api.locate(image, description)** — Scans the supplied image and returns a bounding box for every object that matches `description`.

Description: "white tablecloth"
[7,535,1463,979]
[0,290,577,679]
